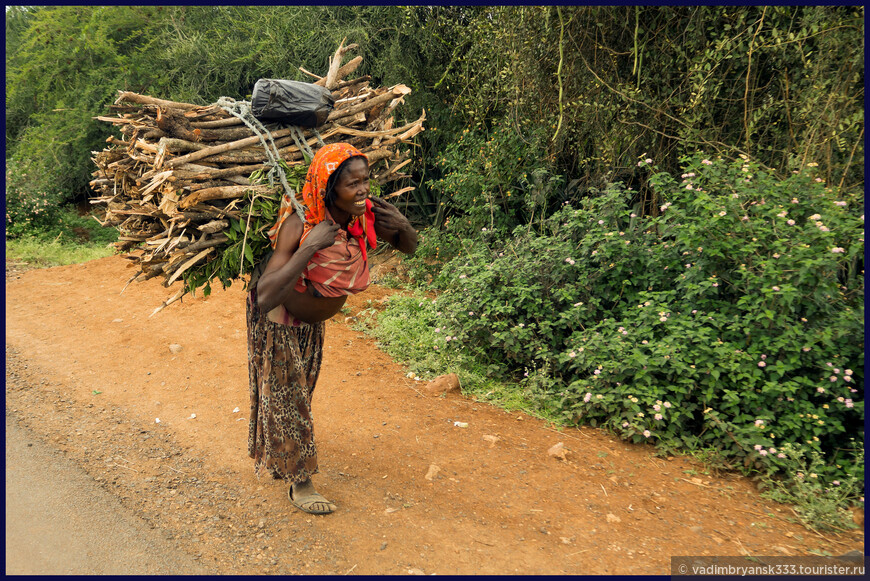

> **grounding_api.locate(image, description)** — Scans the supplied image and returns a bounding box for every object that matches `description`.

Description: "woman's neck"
[325,204,351,230]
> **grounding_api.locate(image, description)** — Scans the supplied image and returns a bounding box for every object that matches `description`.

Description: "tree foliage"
[7,5,862,231]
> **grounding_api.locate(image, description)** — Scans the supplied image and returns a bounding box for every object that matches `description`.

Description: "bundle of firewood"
[89,41,425,313]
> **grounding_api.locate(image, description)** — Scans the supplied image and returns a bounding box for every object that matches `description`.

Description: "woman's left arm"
[371,196,418,255]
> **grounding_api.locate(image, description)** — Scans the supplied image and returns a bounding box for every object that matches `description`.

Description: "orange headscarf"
[267,143,375,258]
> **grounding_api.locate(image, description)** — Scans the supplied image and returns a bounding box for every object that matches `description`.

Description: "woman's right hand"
[301,220,339,252]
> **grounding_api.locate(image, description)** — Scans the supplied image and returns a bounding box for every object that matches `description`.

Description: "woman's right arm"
[256,217,339,313]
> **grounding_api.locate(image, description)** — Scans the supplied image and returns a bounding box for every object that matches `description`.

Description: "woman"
[247,143,417,514]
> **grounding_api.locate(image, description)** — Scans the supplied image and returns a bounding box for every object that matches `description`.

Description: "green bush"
[760,440,863,532]
[426,124,562,238]
[403,154,863,495]
[5,158,66,238]
[355,293,552,416]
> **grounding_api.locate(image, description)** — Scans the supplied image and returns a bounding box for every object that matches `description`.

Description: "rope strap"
[216,96,307,220]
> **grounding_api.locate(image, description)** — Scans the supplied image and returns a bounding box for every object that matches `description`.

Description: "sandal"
[289,486,336,515]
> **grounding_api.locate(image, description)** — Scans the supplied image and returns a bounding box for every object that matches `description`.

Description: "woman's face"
[331,157,370,218]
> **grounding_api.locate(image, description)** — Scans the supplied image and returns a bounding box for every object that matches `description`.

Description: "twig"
[648,457,666,470]
[544,424,591,441]
[734,507,772,518]
[681,477,712,488]
[165,465,185,474]
[344,564,357,575]
[743,7,768,153]
[402,379,426,398]
[110,463,139,473]
[299,66,323,81]
[600,484,608,497]
[838,126,863,189]
[552,6,565,143]
[734,537,752,557]
[473,538,495,547]
[789,507,854,547]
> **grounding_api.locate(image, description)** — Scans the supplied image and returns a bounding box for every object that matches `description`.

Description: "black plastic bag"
[250,79,334,127]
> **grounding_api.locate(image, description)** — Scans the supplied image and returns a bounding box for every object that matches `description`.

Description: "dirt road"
[4,256,863,574]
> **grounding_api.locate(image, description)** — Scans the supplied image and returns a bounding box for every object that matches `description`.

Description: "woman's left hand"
[371,196,418,254]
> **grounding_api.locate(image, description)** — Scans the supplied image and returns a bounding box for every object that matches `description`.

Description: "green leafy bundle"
[181,161,305,298]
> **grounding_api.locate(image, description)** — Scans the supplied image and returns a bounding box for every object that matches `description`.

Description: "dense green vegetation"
[6,6,863,527]
[367,154,863,530]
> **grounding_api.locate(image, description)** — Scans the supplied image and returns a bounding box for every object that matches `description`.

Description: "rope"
[289,125,315,161]
[313,128,326,147]
[217,96,315,277]
[216,97,306,220]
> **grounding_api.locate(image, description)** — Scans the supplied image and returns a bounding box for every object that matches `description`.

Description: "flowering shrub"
[760,441,863,532]
[5,158,65,238]
[405,153,863,493]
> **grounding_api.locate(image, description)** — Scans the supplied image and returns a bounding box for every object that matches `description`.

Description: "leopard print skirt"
[247,287,325,485]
